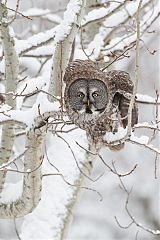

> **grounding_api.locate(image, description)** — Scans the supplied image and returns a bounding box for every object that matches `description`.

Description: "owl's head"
[64,60,109,118]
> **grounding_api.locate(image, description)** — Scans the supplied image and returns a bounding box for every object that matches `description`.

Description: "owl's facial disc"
[68,78,108,115]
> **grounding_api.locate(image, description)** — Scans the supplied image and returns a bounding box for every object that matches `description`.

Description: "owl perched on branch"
[64,59,138,149]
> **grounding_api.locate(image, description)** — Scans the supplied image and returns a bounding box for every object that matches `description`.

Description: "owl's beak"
[87,99,90,108]
[85,99,92,114]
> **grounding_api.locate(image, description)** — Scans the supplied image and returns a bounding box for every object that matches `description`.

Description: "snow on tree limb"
[136,93,160,104]
[102,0,160,155]
[18,26,57,57]
[48,0,86,98]
[9,8,62,24]
[0,126,45,218]
[0,94,60,218]
[60,141,98,239]
[82,0,130,27]
[83,0,158,61]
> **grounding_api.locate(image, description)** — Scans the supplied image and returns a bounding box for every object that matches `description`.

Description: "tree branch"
[0,122,45,218]
[0,3,19,193]
[48,0,86,98]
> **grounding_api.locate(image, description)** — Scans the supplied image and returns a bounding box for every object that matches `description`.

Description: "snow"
[0,181,23,203]
[84,0,157,61]
[22,44,55,57]
[0,59,5,74]
[104,126,152,146]
[0,94,60,128]
[16,72,49,110]
[130,134,149,144]
[54,0,81,43]
[19,127,88,240]
[17,76,47,95]
[135,122,159,129]
[21,8,51,17]
[82,7,111,25]
[104,127,127,143]
[16,26,58,56]
[136,93,160,103]
[43,14,62,24]
[14,7,62,24]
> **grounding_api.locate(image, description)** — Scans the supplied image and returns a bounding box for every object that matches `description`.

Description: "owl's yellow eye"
[92,91,100,97]
[78,92,84,98]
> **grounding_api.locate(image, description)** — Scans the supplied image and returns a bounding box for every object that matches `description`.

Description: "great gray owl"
[64,59,138,148]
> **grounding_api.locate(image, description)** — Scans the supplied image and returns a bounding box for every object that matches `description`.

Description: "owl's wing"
[113,92,138,128]
[106,70,138,128]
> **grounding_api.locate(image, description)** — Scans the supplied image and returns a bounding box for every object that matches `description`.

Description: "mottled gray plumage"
[64,59,138,148]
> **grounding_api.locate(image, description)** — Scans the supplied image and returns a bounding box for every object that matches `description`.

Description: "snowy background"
[0,0,159,240]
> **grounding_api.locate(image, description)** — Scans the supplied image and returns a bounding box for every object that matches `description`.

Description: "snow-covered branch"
[61,142,98,239]
[18,26,57,57]
[0,125,45,218]
[82,0,129,27]
[82,0,158,62]
[48,0,86,98]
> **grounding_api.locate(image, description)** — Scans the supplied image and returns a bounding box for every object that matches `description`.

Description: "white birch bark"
[0,4,18,193]
[0,125,45,218]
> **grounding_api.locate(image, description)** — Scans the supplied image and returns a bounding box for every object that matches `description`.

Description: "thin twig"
[128,139,160,154]
[6,6,32,20]
[42,173,103,201]
[125,193,160,235]
[13,218,22,240]
[56,133,98,182]
[126,0,143,138]
[0,149,28,170]
[76,141,138,177]
[102,42,136,71]
[44,142,103,201]
[8,0,20,25]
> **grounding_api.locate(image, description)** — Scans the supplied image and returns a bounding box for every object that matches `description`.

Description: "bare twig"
[125,193,160,235]
[44,141,103,201]
[0,148,28,170]
[6,6,32,20]
[154,153,159,179]
[128,138,160,154]
[14,218,22,240]
[115,216,133,229]
[76,141,138,178]
[8,0,20,24]
[82,0,130,27]
[56,133,98,182]
[42,173,103,201]
[115,176,160,236]
[126,0,143,138]
[102,42,136,71]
